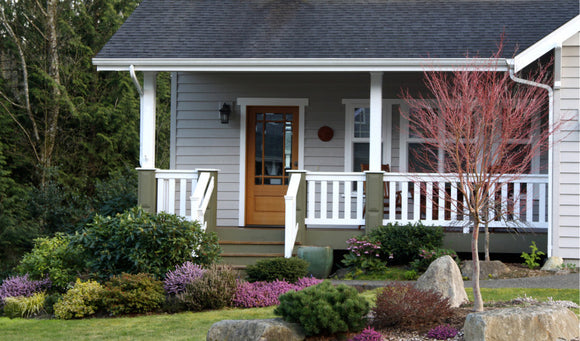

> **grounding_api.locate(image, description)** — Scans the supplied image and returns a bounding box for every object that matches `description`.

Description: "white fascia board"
[514,15,580,73]
[93,57,509,72]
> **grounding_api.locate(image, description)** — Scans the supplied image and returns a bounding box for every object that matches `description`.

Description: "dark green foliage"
[72,207,221,279]
[274,281,369,336]
[177,264,237,311]
[102,273,165,316]
[17,233,85,291]
[245,257,309,283]
[372,282,453,329]
[91,168,137,218]
[368,222,444,264]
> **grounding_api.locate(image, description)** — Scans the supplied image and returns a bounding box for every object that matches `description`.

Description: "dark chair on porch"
[360,164,403,225]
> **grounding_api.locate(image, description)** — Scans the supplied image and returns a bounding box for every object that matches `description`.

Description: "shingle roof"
[96,0,579,60]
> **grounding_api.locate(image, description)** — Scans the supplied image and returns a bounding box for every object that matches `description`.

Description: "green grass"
[0,307,276,341]
[1,288,577,341]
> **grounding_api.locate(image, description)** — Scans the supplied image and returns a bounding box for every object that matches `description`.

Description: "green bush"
[3,292,47,318]
[245,257,309,283]
[275,281,369,336]
[53,279,104,320]
[72,207,221,279]
[17,233,85,291]
[410,248,460,273]
[102,273,165,316]
[177,264,237,311]
[368,222,444,264]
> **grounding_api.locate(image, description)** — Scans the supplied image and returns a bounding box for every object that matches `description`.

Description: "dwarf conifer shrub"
[245,257,308,283]
[177,264,237,311]
[372,282,453,329]
[102,273,165,316]
[3,292,47,318]
[275,281,369,336]
[368,222,443,264]
[53,279,104,320]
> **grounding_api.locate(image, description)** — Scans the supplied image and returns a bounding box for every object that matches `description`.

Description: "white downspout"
[506,60,554,257]
[129,65,144,97]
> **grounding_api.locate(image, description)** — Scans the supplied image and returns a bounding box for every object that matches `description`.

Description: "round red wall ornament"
[317,126,334,142]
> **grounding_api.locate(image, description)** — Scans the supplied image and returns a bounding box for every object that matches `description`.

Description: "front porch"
[141,167,549,264]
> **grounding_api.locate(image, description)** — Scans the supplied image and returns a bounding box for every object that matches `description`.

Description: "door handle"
[293,161,298,168]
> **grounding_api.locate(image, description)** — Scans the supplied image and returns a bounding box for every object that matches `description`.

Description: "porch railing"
[156,170,198,218]
[190,171,217,231]
[293,171,548,229]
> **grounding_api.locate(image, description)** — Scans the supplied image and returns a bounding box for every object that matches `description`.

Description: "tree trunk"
[484,221,490,261]
[472,221,484,312]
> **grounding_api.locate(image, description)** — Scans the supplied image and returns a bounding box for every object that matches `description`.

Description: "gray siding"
[555,33,580,261]
[173,72,422,226]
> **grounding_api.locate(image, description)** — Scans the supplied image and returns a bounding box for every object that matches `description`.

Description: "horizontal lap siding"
[556,33,580,261]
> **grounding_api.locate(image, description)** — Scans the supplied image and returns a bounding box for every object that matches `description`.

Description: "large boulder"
[541,256,563,271]
[464,306,579,341]
[461,260,510,279]
[416,255,468,308]
[207,318,305,341]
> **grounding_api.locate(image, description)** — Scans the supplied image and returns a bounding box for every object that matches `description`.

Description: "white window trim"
[236,97,308,226]
[343,99,406,172]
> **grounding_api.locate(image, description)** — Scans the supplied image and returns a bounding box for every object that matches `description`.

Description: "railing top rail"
[305,172,366,181]
[285,173,302,199]
[383,172,548,183]
[155,169,198,179]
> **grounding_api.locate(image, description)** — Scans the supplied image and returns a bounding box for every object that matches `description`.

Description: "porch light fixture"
[219,102,232,124]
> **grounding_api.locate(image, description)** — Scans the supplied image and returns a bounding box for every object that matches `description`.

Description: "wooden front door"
[246,106,299,226]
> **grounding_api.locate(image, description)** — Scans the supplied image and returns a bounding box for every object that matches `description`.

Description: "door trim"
[237,98,308,226]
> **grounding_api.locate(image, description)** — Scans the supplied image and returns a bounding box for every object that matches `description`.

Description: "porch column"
[365,171,384,232]
[140,72,157,169]
[369,72,383,171]
[137,71,157,213]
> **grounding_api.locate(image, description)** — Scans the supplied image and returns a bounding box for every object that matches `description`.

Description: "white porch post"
[140,72,157,168]
[369,72,383,171]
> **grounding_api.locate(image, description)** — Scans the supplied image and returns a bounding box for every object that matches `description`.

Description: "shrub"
[368,222,443,264]
[72,207,221,279]
[17,233,84,291]
[410,248,459,273]
[275,281,369,336]
[177,264,237,311]
[0,274,51,306]
[245,257,309,283]
[348,327,382,341]
[521,241,545,269]
[53,279,104,320]
[426,324,459,340]
[372,282,453,329]
[102,273,165,316]
[164,261,206,295]
[342,237,386,273]
[232,276,322,308]
[3,292,47,318]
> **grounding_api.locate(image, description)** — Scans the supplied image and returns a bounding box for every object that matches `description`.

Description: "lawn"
[1,288,577,341]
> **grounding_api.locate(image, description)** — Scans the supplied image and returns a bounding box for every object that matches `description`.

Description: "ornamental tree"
[400,46,560,311]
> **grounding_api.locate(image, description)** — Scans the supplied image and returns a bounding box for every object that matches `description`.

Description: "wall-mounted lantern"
[219,103,232,124]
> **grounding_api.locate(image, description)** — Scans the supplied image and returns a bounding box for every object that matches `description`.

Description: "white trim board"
[236,98,309,226]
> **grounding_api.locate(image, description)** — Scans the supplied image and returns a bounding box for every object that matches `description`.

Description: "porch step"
[215,227,300,267]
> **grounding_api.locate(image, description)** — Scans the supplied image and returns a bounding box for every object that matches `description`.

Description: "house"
[93,0,580,267]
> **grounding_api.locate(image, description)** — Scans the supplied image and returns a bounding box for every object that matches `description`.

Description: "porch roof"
[94,0,578,71]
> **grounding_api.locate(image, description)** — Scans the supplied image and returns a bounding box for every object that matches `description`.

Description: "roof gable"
[95,0,579,61]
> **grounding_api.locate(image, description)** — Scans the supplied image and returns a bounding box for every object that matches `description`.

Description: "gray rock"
[461,260,510,279]
[464,306,580,341]
[416,255,469,308]
[207,318,305,341]
[541,256,564,271]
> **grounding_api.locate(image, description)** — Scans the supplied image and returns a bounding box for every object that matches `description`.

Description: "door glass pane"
[285,121,293,169]
[255,121,263,176]
[265,113,283,121]
[354,107,370,138]
[264,121,283,177]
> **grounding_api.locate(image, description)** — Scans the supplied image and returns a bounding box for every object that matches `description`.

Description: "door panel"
[246,106,299,225]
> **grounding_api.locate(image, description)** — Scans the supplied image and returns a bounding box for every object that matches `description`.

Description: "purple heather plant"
[163,261,206,295]
[426,324,459,340]
[0,274,51,306]
[348,326,382,341]
[232,277,322,308]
